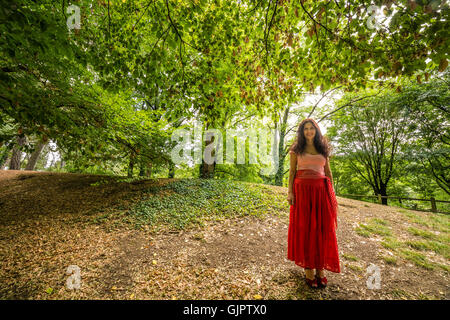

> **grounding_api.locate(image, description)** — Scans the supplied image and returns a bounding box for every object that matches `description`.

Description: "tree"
[249,0,449,92]
[328,89,412,204]
[398,73,450,195]
[24,138,47,171]
[9,135,26,170]
[2,0,448,179]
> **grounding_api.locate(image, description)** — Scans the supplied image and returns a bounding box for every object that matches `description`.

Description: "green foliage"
[356,218,392,237]
[1,0,449,183]
[399,248,436,270]
[381,236,404,250]
[405,240,449,259]
[381,255,397,265]
[342,253,359,261]
[367,207,450,272]
[407,226,449,243]
[346,263,364,273]
[328,74,450,202]
[125,178,285,230]
[399,210,450,233]
[390,289,413,299]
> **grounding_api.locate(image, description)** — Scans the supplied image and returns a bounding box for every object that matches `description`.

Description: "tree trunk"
[168,160,175,178]
[139,159,145,177]
[200,135,216,179]
[0,157,9,170]
[379,184,388,205]
[200,161,215,179]
[25,140,47,170]
[273,105,290,186]
[0,145,12,169]
[145,162,152,177]
[127,153,135,178]
[48,156,55,169]
[199,123,216,179]
[274,126,285,186]
[9,136,26,170]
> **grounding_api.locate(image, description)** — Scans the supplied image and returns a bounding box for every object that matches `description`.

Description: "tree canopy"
[0,0,448,193]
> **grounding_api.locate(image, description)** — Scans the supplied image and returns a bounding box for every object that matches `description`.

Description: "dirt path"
[0,170,448,299]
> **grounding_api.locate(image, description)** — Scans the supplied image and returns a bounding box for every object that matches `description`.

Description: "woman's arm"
[325,156,339,217]
[288,151,297,194]
[324,156,334,187]
[287,151,297,206]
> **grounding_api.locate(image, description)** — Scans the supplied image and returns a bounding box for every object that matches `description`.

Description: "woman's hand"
[288,192,295,206]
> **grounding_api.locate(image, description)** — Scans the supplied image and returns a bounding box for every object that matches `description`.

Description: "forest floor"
[0,170,448,300]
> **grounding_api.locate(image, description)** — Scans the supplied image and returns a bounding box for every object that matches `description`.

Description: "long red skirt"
[287,169,341,273]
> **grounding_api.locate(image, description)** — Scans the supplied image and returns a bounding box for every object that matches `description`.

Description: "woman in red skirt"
[287,118,340,289]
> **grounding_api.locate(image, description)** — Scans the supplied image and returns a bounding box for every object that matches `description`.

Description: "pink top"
[290,151,326,175]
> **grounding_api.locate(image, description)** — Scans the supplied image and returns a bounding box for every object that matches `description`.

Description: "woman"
[287,118,340,289]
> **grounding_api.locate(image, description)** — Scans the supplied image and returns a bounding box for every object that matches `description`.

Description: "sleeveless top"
[290,151,326,175]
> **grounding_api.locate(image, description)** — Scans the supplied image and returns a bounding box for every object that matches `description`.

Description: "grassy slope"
[0,170,448,300]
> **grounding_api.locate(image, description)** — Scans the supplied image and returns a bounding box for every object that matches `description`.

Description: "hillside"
[0,170,448,300]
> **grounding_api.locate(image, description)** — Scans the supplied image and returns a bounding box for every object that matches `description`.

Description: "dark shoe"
[305,275,318,288]
[316,274,327,288]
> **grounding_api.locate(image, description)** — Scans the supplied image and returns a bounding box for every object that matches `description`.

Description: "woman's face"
[303,122,316,140]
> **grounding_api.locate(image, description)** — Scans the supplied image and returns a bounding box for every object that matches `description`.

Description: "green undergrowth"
[122,178,287,231]
[398,209,450,233]
[355,210,449,272]
[342,253,359,261]
[381,255,397,265]
[355,217,392,238]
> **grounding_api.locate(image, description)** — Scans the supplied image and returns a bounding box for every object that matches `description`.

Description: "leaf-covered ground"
[0,170,448,300]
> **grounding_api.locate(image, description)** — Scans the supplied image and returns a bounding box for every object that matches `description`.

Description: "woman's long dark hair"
[289,118,332,158]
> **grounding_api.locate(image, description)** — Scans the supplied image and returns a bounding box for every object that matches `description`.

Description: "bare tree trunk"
[49,156,55,169]
[1,157,10,170]
[0,145,12,169]
[199,121,217,179]
[138,157,152,178]
[271,105,291,186]
[200,134,216,179]
[25,140,47,171]
[9,136,26,170]
[127,152,136,178]
[168,160,175,178]
[145,162,152,177]
[139,158,145,177]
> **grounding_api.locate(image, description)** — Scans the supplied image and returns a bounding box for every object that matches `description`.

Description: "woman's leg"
[316,268,325,278]
[305,268,315,280]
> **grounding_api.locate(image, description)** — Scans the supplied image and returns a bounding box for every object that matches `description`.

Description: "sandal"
[316,274,328,288]
[305,276,318,288]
